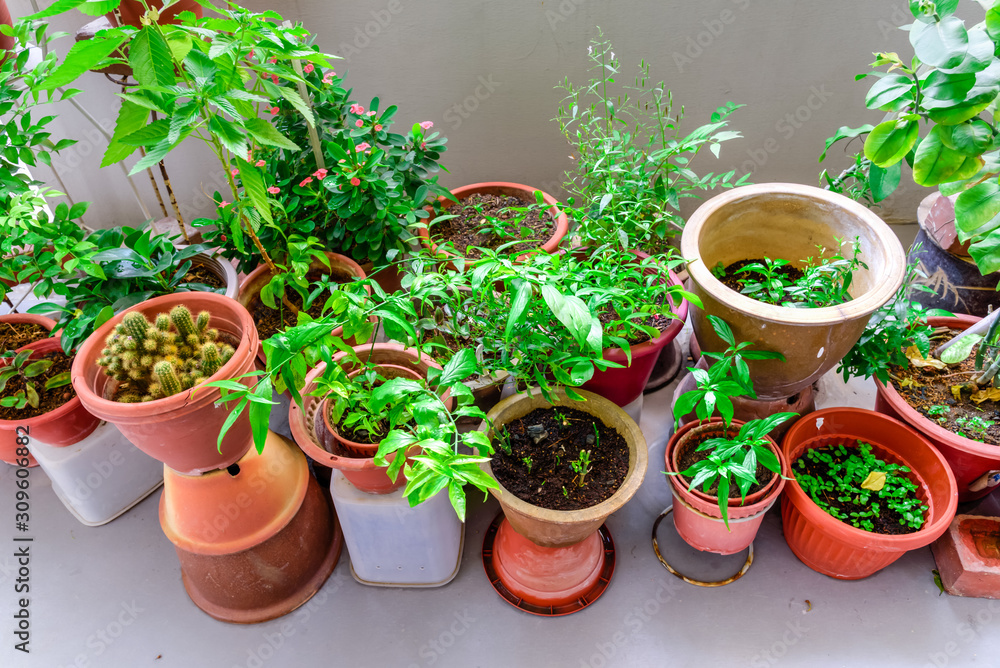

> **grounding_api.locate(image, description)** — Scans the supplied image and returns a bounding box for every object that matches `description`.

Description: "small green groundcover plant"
[793,441,928,533]
[0,349,70,409]
[711,238,866,309]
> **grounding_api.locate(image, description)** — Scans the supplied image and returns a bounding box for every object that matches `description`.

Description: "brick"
[932,515,1000,599]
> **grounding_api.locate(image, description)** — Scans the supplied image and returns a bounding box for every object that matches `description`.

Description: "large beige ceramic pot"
[681,183,906,399]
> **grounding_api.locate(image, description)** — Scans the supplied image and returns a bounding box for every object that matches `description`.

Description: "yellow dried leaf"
[971,388,1000,404]
[861,471,886,491]
[906,346,946,370]
[951,385,964,402]
[900,377,918,388]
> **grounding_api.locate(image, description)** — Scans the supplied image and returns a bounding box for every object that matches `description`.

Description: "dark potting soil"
[0,322,50,353]
[895,329,1000,446]
[0,350,75,419]
[250,272,346,340]
[719,259,805,295]
[792,445,923,536]
[598,297,673,346]
[432,193,554,259]
[675,424,772,498]
[181,264,225,290]
[490,406,629,510]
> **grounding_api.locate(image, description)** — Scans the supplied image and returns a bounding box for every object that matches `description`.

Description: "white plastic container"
[26,421,163,526]
[330,470,464,587]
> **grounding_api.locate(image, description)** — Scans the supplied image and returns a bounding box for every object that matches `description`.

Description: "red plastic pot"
[72,293,259,475]
[107,0,202,26]
[417,182,569,265]
[873,315,1000,502]
[583,251,689,407]
[665,418,786,555]
[237,251,369,364]
[781,407,958,579]
[0,337,101,465]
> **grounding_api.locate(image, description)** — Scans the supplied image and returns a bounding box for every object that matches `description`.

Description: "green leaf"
[869,162,901,203]
[242,118,300,151]
[921,70,975,103]
[439,348,477,385]
[447,482,467,522]
[865,73,915,110]
[969,231,1000,274]
[235,157,273,224]
[278,87,316,128]
[218,397,248,454]
[247,376,273,453]
[506,281,531,340]
[127,139,173,175]
[941,119,994,156]
[36,35,128,91]
[864,118,919,167]
[129,26,175,88]
[208,116,248,161]
[910,15,969,69]
[819,124,874,162]
[101,99,149,167]
[78,1,122,14]
[955,180,1000,241]
[913,125,984,186]
[24,0,88,19]
[987,5,1000,41]
[941,333,983,364]
[541,285,592,347]
[119,118,170,146]
[926,91,997,125]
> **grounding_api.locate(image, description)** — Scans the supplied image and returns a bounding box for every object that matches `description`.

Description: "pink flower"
[304,63,314,73]
[248,49,255,58]
[355,119,364,128]
[271,74,279,84]
[355,142,370,153]
[230,168,239,177]
[367,110,376,117]
[322,72,335,84]
[374,124,382,131]
[255,159,266,167]
[218,200,230,207]
[268,58,277,64]
[338,159,346,163]
[299,177,313,187]
[349,103,365,115]
[270,106,279,115]
[350,177,361,186]
[420,142,426,150]
[267,186,280,195]
[419,121,434,130]
[313,168,328,179]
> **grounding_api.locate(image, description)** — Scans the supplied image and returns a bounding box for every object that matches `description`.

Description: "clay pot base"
[651,506,753,587]
[643,339,684,395]
[481,512,615,616]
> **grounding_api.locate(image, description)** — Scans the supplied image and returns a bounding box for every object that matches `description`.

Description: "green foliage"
[556,31,748,249]
[955,414,995,440]
[96,306,235,403]
[821,1,1000,276]
[793,441,928,531]
[0,348,70,409]
[570,449,591,486]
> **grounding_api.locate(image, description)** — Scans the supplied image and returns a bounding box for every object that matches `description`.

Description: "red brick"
[932,515,1000,599]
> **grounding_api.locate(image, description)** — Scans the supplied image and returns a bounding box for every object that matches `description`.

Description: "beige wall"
[9,0,975,233]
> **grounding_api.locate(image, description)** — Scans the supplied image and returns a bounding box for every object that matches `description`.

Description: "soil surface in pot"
[894,330,1000,446]
[792,443,926,536]
[0,350,75,419]
[598,295,673,346]
[0,323,50,352]
[181,264,225,290]
[250,272,348,340]
[718,258,805,296]
[675,425,772,498]
[432,193,554,259]
[490,406,628,510]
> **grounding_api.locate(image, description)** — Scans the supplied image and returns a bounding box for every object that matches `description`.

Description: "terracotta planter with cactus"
[72,293,259,475]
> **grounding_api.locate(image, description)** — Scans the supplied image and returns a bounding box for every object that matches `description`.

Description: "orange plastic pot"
[237,251,369,363]
[873,315,1000,502]
[418,182,569,266]
[107,0,202,26]
[665,418,786,555]
[583,251,690,407]
[0,337,101,465]
[781,407,958,579]
[72,293,258,475]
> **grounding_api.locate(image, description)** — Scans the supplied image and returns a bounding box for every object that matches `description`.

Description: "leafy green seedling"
[0,349,70,409]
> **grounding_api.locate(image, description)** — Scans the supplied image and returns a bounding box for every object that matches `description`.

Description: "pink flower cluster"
[267,186,280,195]
[419,121,434,130]
[349,103,365,115]
[355,142,371,153]
[322,71,336,85]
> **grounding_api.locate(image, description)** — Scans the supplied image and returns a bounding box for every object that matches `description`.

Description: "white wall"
[8,0,973,232]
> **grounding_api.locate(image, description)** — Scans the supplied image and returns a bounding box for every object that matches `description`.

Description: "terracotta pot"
[781,407,958,579]
[873,314,1000,502]
[107,0,202,27]
[0,313,57,349]
[237,251,369,363]
[189,251,240,301]
[0,314,57,466]
[480,388,647,548]
[160,430,341,623]
[582,251,689,406]
[72,292,258,475]
[665,418,786,555]
[321,363,424,458]
[681,183,906,400]
[0,0,14,59]
[418,182,569,266]
[0,337,101,465]
[289,361,403,494]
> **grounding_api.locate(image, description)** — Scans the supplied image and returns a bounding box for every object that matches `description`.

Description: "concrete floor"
[5,323,1000,668]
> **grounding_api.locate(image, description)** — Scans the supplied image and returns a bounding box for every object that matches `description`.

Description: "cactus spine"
[97,305,236,403]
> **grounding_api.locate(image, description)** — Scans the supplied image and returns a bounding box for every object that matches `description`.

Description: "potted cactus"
[72,293,258,475]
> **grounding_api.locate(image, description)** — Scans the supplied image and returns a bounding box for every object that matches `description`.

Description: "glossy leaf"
[864,119,918,167]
